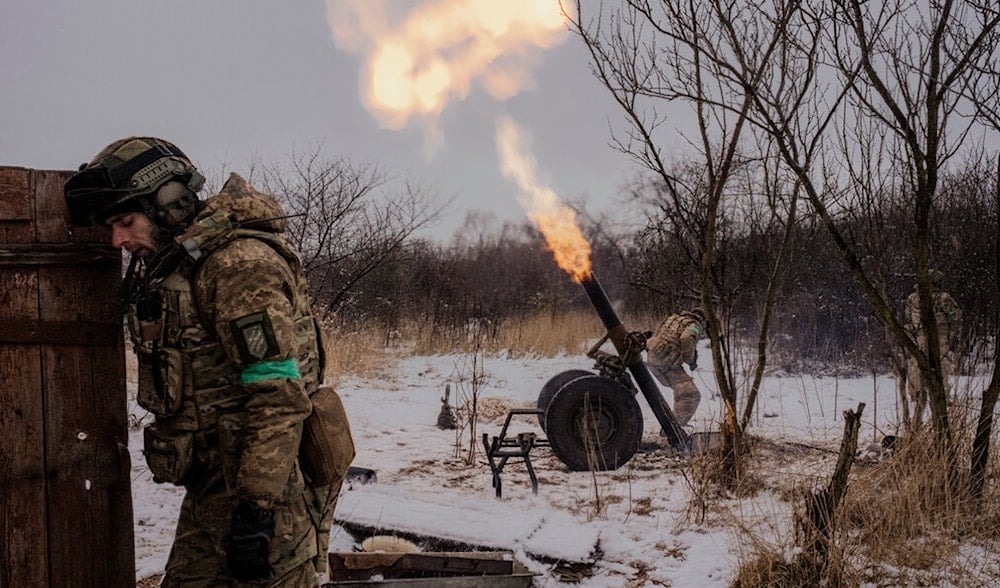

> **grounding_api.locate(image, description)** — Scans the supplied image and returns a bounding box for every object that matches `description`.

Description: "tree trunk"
[969,155,1000,500]
[794,403,864,581]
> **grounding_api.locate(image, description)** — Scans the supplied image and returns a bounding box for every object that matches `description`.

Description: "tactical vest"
[906,291,959,342]
[648,313,701,364]
[128,226,323,435]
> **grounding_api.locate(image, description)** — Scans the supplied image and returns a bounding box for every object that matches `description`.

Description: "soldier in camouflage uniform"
[645,308,707,427]
[64,137,351,587]
[904,270,962,424]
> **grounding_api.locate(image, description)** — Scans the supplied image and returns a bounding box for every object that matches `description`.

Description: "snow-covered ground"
[128,340,990,586]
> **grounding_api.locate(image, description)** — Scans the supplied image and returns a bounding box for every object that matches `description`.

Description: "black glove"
[688,360,698,371]
[226,500,275,582]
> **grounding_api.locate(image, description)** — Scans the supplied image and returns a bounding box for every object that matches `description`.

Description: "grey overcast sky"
[0,0,639,237]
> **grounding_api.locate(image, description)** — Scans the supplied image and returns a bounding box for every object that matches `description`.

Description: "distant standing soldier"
[904,269,962,423]
[63,137,354,587]
[645,308,707,427]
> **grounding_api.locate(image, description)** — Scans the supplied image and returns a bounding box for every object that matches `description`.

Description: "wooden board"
[328,551,534,588]
[0,166,134,587]
[0,328,47,587]
[325,575,536,588]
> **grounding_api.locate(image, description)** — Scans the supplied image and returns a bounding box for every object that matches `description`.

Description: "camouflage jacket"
[647,312,703,367]
[905,288,961,344]
[129,173,323,508]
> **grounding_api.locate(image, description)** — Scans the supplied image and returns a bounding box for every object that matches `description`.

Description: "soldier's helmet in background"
[684,307,707,326]
[64,136,205,230]
[928,268,945,287]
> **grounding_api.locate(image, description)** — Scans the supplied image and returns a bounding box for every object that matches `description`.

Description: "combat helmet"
[63,137,205,230]
[683,306,707,325]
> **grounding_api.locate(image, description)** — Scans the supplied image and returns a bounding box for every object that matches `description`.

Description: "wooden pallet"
[326,551,535,587]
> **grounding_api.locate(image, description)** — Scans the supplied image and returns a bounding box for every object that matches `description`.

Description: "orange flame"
[495,116,592,282]
[326,0,572,130]
[328,1,590,280]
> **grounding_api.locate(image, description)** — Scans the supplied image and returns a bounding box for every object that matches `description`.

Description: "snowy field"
[129,340,995,586]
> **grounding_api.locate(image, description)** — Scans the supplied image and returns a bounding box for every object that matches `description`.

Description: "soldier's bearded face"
[107,212,164,259]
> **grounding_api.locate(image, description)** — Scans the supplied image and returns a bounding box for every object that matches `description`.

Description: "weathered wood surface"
[328,551,534,587]
[0,166,134,588]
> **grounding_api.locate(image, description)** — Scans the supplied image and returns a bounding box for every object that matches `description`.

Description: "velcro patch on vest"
[231,312,279,363]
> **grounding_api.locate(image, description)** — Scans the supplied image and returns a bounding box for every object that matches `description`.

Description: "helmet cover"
[64,137,203,227]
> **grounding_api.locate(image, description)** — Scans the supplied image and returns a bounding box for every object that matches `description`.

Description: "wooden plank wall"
[0,166,135,588]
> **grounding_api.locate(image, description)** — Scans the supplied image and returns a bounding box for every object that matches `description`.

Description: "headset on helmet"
[63,136,205,229]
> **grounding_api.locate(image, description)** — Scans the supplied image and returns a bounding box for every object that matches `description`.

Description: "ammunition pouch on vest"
[137,343,191,416]
[300,386,355,487]
[143,423,195,484]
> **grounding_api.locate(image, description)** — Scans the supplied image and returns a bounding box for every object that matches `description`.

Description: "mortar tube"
[578,272,691,451]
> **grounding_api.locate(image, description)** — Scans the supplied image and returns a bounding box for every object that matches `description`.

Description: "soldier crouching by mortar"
[64,137,355,587]
[645,307,708,427]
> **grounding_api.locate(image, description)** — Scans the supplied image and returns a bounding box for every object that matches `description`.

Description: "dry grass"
[136,574,162,587]
[844,437,966,565]
[840,421,1000,585]
[404,310,614,357]
[319,323,402,383]
[731,550,808,588]
[731,400,1000,587]
[315,309,662,380]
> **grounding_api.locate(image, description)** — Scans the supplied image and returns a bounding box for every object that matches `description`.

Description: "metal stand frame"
[482,408,550,498]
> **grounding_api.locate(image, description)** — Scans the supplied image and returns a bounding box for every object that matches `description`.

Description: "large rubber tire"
[536,369,594,431]
[544,375,643,471]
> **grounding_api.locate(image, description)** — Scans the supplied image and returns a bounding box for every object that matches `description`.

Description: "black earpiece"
[153,181,199,231]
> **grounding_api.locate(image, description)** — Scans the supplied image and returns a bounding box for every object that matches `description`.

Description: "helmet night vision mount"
[64,138,205,229]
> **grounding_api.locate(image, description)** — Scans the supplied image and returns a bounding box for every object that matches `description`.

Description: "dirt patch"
[472,397,537,425]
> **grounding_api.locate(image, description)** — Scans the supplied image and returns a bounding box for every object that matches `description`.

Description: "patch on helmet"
[231,312,279,363]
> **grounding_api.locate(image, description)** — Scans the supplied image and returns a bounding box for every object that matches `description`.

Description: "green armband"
[241,358,302,385]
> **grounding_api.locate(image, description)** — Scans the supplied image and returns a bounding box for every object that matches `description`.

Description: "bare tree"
[570,0,803,487]
[585,0,997,458]
[255,144,448,319]
[827,1,997,452]
[970,154,1000,499]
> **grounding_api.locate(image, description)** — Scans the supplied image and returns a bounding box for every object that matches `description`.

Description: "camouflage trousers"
[647,364,701,427]
[160,457,342,587]
[904,337,954,424]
